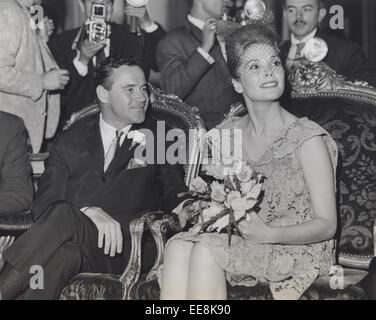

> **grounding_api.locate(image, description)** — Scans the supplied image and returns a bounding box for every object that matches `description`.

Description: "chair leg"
[118,214,150,300]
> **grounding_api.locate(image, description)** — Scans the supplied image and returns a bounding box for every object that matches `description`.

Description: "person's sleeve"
[141,24,166,73]
[157,35,214,99]
[0,119,33,216]
[32,135,70,220]
[341,42,376,87]
[157,162,189,215]
[72,51,89,77]
[0,7,44,101]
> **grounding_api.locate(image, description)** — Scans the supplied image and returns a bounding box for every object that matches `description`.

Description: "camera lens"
[94,7,104,16]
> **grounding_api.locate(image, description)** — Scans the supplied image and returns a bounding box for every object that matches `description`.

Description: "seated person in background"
[280,0,376,86]
[156,0,243,130]
[48,0,165,130]
[160,23,338,300]
[0,0,70,153]
[0,112,33,217]
[0,56,187,300]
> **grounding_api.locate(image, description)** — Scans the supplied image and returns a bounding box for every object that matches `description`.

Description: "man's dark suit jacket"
[157,20,242,130]
[32,113,187,267]
[280,30,376,87]
[48,23,165,129]
[0,112,33,216]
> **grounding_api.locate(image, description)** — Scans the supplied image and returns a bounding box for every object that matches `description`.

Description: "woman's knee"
[164,239,193,262]
[190,243,217,268]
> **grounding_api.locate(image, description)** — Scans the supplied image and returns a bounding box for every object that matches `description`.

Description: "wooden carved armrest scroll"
[289,62,376,98]
[146,214,182,283]
[118,211,161,299]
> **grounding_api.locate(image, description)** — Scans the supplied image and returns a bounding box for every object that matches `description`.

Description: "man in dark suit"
[0,112,33,217]
[48,0,165,129]
[157,0,242,130]
[280,0,376,86]
[0,56,187,300]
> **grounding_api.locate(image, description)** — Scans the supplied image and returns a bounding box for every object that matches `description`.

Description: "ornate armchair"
[135,63,376,300]
[59,85,205,300]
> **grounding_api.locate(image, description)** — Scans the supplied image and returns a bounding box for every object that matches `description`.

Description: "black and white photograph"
[0,0,375,307]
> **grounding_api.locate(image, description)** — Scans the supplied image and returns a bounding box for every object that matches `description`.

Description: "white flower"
[225,191,247,214]
[246,176,263,200]
[302,37,328,63]
[241,179,256,195]
[128,130,146,147]
[208,208,245,232]
[211,181,226,203]
[236,162,254,182]
[202,203,224,222]
[190,177,208,194]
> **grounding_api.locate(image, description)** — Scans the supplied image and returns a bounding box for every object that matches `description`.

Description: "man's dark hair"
[94,55,142,90]
[283,0,326,9]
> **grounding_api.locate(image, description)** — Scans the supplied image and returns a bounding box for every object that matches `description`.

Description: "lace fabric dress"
[162,117,338,300]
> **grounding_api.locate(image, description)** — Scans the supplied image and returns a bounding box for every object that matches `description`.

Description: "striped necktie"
[104,130,124,172]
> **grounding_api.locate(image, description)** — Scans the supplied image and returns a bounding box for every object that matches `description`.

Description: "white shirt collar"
[291,28,318,45]
[188,15,205,30]
[99,114,132,154]
[100,114,132,137]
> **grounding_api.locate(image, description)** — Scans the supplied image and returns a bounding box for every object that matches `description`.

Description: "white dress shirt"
[99,113,132,156]
[187,15,216,65]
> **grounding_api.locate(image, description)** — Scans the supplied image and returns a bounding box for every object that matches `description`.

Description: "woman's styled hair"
[225,24,282,80]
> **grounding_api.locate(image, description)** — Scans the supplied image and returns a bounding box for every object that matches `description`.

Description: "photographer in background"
[48,0,165,130]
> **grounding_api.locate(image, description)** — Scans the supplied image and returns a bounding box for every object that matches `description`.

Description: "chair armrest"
[146,214,182,283]
[118,211,163,299]
[0,211,33,232]
[339,220,376,270]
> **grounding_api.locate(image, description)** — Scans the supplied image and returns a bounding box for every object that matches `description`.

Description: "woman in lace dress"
[159,24,338,300]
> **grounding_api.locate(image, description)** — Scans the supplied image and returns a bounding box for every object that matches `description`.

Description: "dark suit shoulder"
[317,31,363,50]
[159,26,191,45]
[0,111,25,135]
[57,113,98,146]
[50,27,80,45]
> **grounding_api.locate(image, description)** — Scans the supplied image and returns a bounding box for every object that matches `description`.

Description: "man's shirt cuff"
[197,47,215,65]
[73,51,88,77]
[141,22,159,33]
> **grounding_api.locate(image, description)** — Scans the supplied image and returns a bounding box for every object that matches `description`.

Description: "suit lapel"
[86,116,105,172]
[185,20,203,44]
[104,123,142,175]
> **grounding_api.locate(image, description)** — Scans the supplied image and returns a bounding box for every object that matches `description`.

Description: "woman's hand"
[238,213,275,244]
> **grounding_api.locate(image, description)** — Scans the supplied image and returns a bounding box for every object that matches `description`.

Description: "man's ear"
[318,8,327,24]
[96,85,109,104]
[232,79,243,94]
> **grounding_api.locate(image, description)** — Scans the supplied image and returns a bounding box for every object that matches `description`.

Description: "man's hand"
[78,40,106,66]
[82,207,123,257]
[201,18,217,53]
[124,6,153,30]
[42,69,70,91]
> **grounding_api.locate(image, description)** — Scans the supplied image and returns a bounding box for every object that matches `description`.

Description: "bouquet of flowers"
[179,160,264,246]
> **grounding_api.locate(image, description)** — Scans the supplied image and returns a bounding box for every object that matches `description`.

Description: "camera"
[87,3,108,44]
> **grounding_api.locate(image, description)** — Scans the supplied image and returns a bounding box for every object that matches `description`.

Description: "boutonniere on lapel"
[127,130,146,150]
